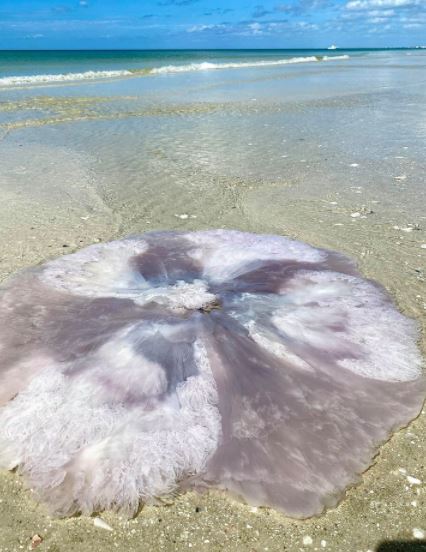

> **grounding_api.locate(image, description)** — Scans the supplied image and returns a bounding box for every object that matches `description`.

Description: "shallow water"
[0,49,425,551]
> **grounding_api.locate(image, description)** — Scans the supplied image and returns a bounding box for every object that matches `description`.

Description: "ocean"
[0,48,363,84]
[0,47,425,254]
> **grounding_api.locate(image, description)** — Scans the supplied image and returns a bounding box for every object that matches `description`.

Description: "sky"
[0,0,424,49]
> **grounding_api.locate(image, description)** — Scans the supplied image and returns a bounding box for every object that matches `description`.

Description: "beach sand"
[0,51,425,551]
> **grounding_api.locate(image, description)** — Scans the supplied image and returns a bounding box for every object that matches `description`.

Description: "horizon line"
[0,46,423,52]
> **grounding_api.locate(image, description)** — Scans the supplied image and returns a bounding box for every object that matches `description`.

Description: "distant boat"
[327,44,337,50]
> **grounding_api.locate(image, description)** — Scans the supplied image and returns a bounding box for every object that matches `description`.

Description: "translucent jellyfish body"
[0,230,423,517]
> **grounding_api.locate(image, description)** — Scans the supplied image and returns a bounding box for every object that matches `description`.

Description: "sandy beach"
[0,50,425,551]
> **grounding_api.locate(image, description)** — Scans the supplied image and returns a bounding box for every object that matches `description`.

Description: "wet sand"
[0,51,425,551]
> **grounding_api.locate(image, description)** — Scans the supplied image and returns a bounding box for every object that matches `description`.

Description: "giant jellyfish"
[0,230,424,517]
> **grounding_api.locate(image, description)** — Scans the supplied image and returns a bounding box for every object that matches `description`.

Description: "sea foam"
[0,69,133,88]
[150,55,350,74]
[0,55,350,88]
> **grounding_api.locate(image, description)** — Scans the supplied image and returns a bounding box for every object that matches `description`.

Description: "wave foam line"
[150,55,350,74]
[0,55,350,88]
[0,69,133,88]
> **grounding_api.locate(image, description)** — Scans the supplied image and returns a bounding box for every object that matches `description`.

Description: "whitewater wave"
[0,55,350,88]
[150,55,350,74]
[0,69,133,88]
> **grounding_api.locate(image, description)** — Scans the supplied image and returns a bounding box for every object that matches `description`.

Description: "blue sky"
[0,0,424,49]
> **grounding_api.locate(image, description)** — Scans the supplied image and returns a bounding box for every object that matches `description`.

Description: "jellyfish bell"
[0,230,423,517]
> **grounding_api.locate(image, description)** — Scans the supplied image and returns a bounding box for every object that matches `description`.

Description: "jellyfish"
[0,230,423,518]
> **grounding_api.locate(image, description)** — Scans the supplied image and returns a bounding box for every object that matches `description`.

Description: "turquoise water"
[0,49,366,76]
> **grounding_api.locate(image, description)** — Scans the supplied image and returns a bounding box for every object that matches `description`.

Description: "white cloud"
[187,23,225,32]
[367,8,396,15]
[346,0,420,9]
[296,20,320,28]
[249,22,263,35]
[400,13,426,21]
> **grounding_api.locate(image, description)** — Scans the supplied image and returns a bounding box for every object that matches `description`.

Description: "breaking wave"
[0,55,350,88]
[0,69,134,88]
[150,55,350,74]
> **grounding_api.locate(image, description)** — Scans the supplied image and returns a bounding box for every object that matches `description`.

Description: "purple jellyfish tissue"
[0,230,424,517]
